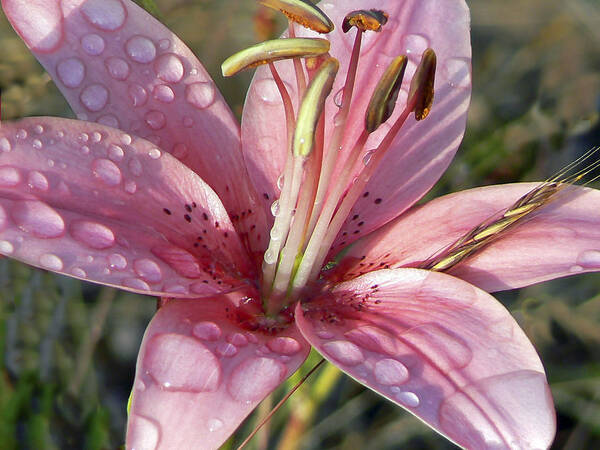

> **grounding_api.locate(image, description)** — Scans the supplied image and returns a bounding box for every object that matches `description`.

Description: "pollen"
[259,0,334,34]
[342,9,389,33]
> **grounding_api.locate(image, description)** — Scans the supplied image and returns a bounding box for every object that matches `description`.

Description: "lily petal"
[0,118,253,296]
[242,0,471,237]
[296,268,555,449]
[1,0,268,254]
[127,295,311,450]
[333,183,600,292]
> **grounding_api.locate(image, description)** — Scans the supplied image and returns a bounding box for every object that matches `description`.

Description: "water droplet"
[269,225,282,241]
[79,132,89,143]
[192,321,222,341]
[56,57,85,88]
[444,58,471,88]
[40,253,63,271]
[16,129,27,139]
[316,330,334,340]
[47,159,55,168]
[0,166,21,187]
[333,88,344,107]
[270,200,280,217]
[345,325,398,355]
[31,139,43,149]
[0,240,14,254]
[105,56,130,80]
[148,148,161,159]
[263,249,277,264]
[123,277,150,291]
[153,84,175,103]
[11,200,65,238]
[576,250,600,269]
[185,82,216,109]
[217,342,238,357]
[154,53,184,83]
[402,34,430,57]
[124,180,137,194]
[70,220,115,249]
[33,124,44,134]
[144,333,222,392]
[276,174,284,190]
[92,158,122,186]
[254,78,288,105]
[322,340,365,366]
[395,390,420,407]
[80,83,109,111]
[71,267,87,278]
[0,137,12,152]
[81,33,105,55]
[374,359,409,385]
[363,150,375,166]
[570,265,583,273]
[267,337,301,355]
[144,111,166,130]
[128,157,143,176]
[80,145,90,155]
[81,0,126,31]
[133,258,162,283]
[91,131,102,143]
[108,144,125,161]
[227,333,248,347]
[182,116,194,128]
[228,357,286,402]
[172,143,188,158]
[127,415,159,450]
[121,134,132,145]
[158,38,170,50]
[109,253,127,270]
[207,418,223,432]
[97,114,120,128]
[126,35,157,63]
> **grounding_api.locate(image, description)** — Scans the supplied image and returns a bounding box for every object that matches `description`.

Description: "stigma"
[223,4,436,315]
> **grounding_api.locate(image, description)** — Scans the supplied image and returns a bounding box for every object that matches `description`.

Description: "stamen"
[365,55,408,133]
[221,38,330,77]
[259,0,334,34]
[342,9,389,33]
[408,48,436,120]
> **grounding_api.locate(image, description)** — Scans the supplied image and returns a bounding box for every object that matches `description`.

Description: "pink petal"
[1,0,269,255]
[242,0,471,239]
[296,268,555,449]
[0,117,253,296]
[333,183,600,292]
[127,295,310,449]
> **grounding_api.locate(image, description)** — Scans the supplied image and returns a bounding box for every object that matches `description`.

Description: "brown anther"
[342,9,389,33]
[365,55,408,133]
[259,0,334,34]
[408,48,436,121]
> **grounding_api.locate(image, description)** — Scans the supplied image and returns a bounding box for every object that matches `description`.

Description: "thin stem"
[288,23,307,97]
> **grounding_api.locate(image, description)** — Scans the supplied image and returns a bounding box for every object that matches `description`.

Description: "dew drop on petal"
[185,82,216,109]
[362,150,375,166]
[57,57,85,88]
[144,333,222,392]
[0,240,14,254]
[91,131,102,143]
[576,250,600,269]
[192,321,221,341]
[92,158,122,186]
[126,35,157,64]
[80,84,109,111]
[228,357,286,402]
[402,34,430,57]
[128,157,143,176]
[128,84,148,107]
[444,58,471,88]
[322,340,365,366]
[148,148,161,159]
[374,359,409,385]
[40,253,63,271]
[33,124,44,134]
[108,144,125,161]
[105,57,130,80]
[153,84,175,103]
[316,330,334,340]
[97,114,120,128]
[81,0,127,31]
[32,139,43,149]
[182,116,194,128]
[16,129,27,139]
[172,143,188,158]
[0,137,12,152]
[263,249,277,265]
[109,253,128,270]
[80,145,90,155]
[267,337,301,355]
[216,342,238,357]
[71,267,87,278]
[121,134,132,145]
[81,33,105,55]
[227,333,248,347]
[11,201,65,238]
[133,258,162,283]
[207,418,223,433]
[394,390,420,407]
[0,166,21,187]
[254,78,287,105]
[345,326,398,355]
[154,53,184,83]
[123,277,150,291]
[270,200,280,217]
[124,180,137,194]
[127,415,160,450]
[70,220,115,249]
[144,111,166,130]
[333,88,343,108]
[158,38,170,50]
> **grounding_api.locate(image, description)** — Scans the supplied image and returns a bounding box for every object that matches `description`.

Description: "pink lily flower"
[2,0,600,448]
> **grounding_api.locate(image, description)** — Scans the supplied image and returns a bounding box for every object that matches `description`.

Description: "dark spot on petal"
[374,198,382,204]
[185,204,192,212]
[184,214,192,222]
[263,193,269,200]
[163,208,172,215]
[192,202,197,208]
[352,214,359,220]
[214,221,219,228]
[202,213,209,220]
[363,192,369,198]
[358,221,364,226]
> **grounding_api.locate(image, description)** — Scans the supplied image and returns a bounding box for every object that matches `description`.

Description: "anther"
[259,0,334,33]
[221,38,330,77]
[408,48,436,120]
[293,57,339,157]
[365,55,408,133]
[342,9,389,33]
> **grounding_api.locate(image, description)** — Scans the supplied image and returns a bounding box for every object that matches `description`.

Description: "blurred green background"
[0,0,599,448]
